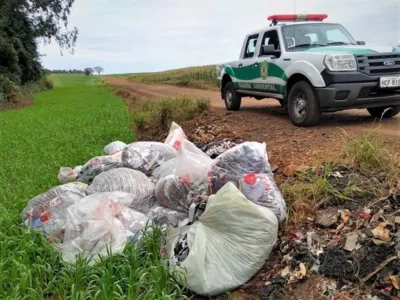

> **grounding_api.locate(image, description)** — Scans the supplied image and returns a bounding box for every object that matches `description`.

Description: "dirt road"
[105,76,400,168]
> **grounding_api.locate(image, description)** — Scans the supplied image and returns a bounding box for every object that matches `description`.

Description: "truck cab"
[216,14,400,126]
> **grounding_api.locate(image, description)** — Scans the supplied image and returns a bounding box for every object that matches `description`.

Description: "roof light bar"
[267,14,328,22]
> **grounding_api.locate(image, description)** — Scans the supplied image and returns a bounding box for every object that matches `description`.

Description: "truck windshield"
[282,23,357,51]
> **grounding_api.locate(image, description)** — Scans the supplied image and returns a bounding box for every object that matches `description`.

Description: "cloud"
[39,0,400,74]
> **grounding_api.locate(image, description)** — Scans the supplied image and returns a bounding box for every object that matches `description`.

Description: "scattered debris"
[200,139,237,159]
[315,207,339,227]
[343,232,359,252]
[189,124,240,145]
[284,164,298,177]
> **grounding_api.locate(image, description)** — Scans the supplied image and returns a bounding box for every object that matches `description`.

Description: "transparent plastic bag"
[146,204,188,228]
[87,168,156,214]
[154,140,210,212]
[104,141,127,155]
[155,175,207,213]
[21,182,88,224]
[77,153,123,183]
[61,193,149,263]
[175,139,213,188]
[164,122,187,151]
[58,166,83,183]
[208,142,271,194]
[239,173,287,222]
[122,142,177,176]
[166,182,278,296]
[152,158,177,181]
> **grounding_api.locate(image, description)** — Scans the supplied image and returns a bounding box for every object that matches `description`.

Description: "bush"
[345,135,390,174]
[131,96,210,130]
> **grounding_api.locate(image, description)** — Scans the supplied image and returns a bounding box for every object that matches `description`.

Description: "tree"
[0,0,78,101]
[93,66,104,75]
[84,68,94,76]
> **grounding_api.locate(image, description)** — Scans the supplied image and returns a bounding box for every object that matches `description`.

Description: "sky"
[39,0,400,74]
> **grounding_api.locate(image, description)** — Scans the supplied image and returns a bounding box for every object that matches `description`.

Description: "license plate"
[380,76,400,88]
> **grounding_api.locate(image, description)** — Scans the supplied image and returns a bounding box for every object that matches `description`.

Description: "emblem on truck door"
[260,60,269,80]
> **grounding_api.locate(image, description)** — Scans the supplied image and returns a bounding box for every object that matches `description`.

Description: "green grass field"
[125,65,217,90]
[0,74,187,299]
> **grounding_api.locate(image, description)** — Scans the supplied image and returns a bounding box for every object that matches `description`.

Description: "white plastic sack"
[164,122,187,151]
[87,168,155,214]
[62,193,149,263]
[208,142,271,194]
[21,182,88,224]
[104,141,127,155]
[146,204,188,228]
[166,182,278,296]
[122,142,177,176]
[239,173,287,222]
[77,152,124,183]
[58,166,83,183]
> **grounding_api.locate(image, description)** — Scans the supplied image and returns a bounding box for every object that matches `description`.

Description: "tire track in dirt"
[105,76,400,168]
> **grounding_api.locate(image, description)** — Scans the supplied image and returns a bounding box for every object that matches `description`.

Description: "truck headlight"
[324,54,357,71]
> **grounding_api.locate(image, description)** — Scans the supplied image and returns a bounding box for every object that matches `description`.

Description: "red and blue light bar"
[267,14,328,22]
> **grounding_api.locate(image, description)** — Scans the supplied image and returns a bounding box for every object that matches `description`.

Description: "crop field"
[126,65,217,90]
[0,74,187,299]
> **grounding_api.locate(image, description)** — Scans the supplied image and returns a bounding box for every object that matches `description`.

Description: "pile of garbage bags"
[21,121,287,296]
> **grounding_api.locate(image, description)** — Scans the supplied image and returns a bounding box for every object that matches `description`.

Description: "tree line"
[0,0,78,102]
[45,66,105,75]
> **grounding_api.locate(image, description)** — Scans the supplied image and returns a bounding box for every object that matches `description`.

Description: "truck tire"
[367,105,400,119]
[224,81,241,111]
[287,81,321,127]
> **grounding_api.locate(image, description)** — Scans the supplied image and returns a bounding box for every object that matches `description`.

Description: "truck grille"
[356,53,400,75]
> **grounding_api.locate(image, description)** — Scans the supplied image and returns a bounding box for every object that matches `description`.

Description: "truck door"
[235,34,260,90]
[255,29,286,98]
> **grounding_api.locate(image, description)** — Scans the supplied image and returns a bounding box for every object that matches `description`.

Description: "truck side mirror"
[357,41,366,45]
[261,45,281,57]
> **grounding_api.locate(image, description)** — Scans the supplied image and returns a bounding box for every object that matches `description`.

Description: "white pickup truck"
[216,14,400,126]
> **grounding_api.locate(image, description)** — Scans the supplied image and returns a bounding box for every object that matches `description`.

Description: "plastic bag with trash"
[58,166,83,184]
[155,175,207,212]
[164,122,187,151]
[155,140,211,212]
[21,182,88,225]
[77,153,124,183]
[239,173,287,222]
[104,141,127,155]
[175,139,213,187]
[61,193,149,263]
[87,168,156,214]
[208,142,271,194]
[122,142,177,176]
[146,204,188,228]
[166,182,278,296]
[152,158,177,181]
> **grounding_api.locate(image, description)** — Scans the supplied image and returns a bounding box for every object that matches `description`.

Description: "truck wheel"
[224,81,241,111]
[288,81,321,127]
[367,106,400,119]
